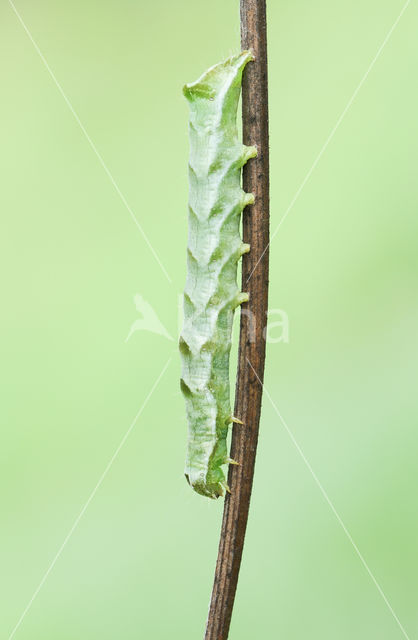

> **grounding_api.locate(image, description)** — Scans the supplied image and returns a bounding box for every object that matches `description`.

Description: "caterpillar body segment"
[180,52,256,499]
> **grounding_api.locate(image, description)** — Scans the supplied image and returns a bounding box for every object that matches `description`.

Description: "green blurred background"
[1,0,417,637]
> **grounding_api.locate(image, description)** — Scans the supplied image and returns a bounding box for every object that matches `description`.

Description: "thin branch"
[205,1,270,638]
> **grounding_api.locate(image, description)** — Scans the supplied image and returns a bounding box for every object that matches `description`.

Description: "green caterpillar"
[180,51,256,499]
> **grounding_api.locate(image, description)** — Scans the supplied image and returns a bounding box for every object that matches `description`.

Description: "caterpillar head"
[182,50,254,104]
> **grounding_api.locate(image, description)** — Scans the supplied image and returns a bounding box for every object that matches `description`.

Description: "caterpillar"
[180,51,256,499]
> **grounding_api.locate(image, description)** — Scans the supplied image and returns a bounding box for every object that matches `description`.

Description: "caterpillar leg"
[243,192,255,207]
[226,457,240,466]
[235,292,249,307]
[242,144,258,165]
[220,480,231,494]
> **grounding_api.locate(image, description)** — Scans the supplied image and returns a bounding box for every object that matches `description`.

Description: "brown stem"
[205,1,270,638]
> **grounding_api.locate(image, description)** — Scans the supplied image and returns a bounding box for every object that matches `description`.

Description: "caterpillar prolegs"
[180,51,256,499]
